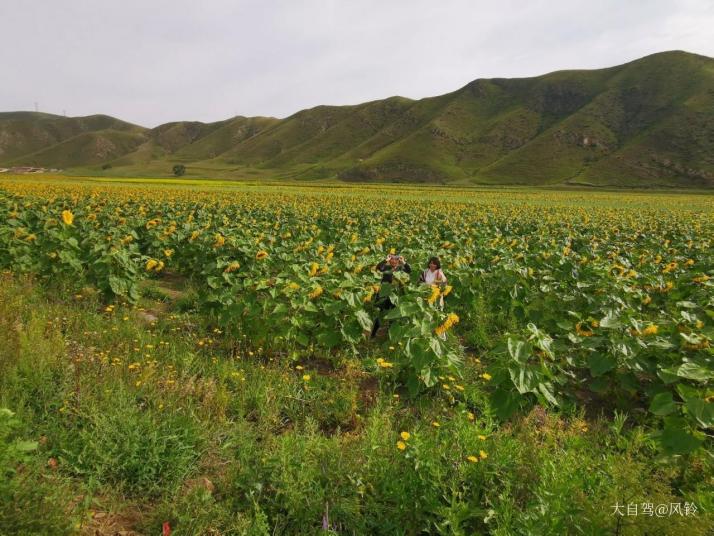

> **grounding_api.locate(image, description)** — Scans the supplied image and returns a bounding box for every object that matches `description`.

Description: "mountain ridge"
[2,50,712,187]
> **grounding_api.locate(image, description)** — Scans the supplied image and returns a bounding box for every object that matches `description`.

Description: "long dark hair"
[427,256,441,269]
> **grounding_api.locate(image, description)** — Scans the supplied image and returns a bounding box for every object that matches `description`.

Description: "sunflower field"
[2,178,712,454]
[0,176,713,533]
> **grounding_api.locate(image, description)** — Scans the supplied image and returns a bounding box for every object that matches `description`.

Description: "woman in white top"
[420,256,447,286]
[421,256,448,338]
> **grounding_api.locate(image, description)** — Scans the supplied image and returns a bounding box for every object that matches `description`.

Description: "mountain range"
[1,50,713,187]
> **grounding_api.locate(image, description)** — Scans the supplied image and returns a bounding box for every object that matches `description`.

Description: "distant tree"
[101,163,112,170]
[173,164,186,177]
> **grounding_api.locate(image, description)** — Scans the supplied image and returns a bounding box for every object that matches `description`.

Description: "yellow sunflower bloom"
[61,210,74,226]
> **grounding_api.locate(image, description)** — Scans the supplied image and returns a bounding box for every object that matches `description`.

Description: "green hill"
[1,51,712,187]
[0,113,146,163]
[6,129,149,168]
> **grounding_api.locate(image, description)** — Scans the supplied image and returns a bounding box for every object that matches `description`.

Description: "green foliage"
[0,408,39,497]
[1,179,713,457]
[0,409,73,536]
[60,391,203,497]
[0,272,712,534]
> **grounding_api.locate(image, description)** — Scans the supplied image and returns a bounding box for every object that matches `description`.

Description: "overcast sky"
[1,0,712,128]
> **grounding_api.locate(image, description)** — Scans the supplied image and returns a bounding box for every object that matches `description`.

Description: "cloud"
[1,0,712,127]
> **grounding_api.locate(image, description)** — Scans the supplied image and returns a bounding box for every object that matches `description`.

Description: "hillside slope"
[2,51,712,187]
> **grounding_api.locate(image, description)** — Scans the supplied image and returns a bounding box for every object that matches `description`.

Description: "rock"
[137,311,158,323]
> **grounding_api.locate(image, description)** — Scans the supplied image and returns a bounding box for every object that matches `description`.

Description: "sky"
[1,0,713,128]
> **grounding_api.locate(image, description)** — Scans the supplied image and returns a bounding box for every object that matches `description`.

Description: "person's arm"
[439,270,447,284]
[402,262,412,274]
[376,260,388,272]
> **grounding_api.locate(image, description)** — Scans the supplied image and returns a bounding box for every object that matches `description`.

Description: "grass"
[1,271,712,535]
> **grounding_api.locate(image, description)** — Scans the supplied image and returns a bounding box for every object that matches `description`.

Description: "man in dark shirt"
[376,253,412,282]
[371,254,411,337]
